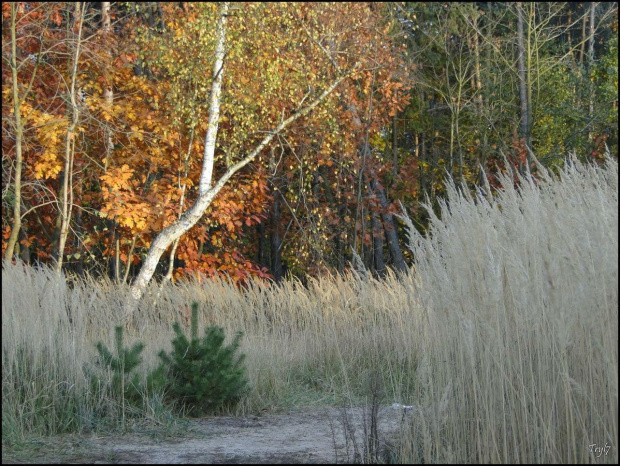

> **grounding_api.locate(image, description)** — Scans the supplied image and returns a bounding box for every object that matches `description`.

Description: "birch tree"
[123,3,356,320]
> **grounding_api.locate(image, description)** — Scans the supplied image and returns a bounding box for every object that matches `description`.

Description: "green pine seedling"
[91,325,145,405]
[148,301,249,417]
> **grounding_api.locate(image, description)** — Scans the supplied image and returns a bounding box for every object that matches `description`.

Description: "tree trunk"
[5,4,26,262]
[362,134,406,273]
[102,1,114,172]
[392,115,398,179]
[123,3,353,322]
[319,165,345,273]
[50,172,65,264]
[115,233,121,283]
[369,172,407,273]
[122,234,137,284]
[164,128,195,283]
[587,2,597,124]
[472,25,482,108]
[55,2,84,273]
[580,5,588,65]
[516,2,532,167]
[73,207,84,276]
[270,187,283,283]
[256,221,267,268]
[417,131,425,196]
[336,203,346,273]
[101,1,124,279]
[370,209,386,277]
[18,226,30,264]
[362,214,373,272]
[101,1,111,30]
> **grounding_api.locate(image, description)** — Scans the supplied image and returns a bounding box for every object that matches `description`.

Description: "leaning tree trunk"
[124,2,230,321]
[123,2,354,323]
[369,172,407,274]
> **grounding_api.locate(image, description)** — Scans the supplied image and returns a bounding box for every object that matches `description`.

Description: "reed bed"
[395,155,617,463]
[2,155,617,463]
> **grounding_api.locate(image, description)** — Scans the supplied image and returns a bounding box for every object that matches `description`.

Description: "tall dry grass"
[2,249,424,443]
[395,155,617,463]
[2,154,617,463]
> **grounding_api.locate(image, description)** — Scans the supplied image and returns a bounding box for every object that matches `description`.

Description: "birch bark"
[124,3,354,322]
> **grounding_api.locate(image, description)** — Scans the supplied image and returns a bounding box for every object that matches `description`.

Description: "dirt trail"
[5,406,413,464]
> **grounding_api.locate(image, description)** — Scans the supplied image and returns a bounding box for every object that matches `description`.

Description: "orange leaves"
[100,164,134,191]
[100,198,150,234]
[23,109,69,180]
[99,165,155,235]
[174,232,273,284]
[32,154,62,180]
[1,2,412,279]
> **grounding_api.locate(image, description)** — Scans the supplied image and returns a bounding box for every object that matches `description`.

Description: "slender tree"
[54,2,85,272]
[517,1,532,165]
[124,3,356,320]
[5,3,27,261]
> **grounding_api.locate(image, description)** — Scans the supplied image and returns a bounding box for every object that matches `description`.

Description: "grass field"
[2,155,617,463]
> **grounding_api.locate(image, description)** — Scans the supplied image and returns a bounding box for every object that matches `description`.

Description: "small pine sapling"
[91,325,145,406]
[148,301,249,416]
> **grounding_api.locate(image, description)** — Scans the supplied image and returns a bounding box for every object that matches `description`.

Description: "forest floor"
[2,405,412,464]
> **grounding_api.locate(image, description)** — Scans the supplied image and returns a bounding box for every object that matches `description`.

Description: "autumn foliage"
[2,2,411,282]
[4,2,615,283]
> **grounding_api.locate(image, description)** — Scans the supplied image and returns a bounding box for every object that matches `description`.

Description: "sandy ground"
[3,405,413,464]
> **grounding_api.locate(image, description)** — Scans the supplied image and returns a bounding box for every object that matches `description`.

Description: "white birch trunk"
[123,3,354,323]
[198,3,229,195]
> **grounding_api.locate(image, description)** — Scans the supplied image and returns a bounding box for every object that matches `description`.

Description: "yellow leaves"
[180,176,195,188]
[100,191,150,234]
[28,111,68,180]
[135,219,147,231]
[33,152,63,180]
[100,164,135,191]
[115,210,149,233]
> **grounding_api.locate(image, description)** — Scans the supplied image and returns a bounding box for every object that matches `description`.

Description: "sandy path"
[5,406,412,464]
